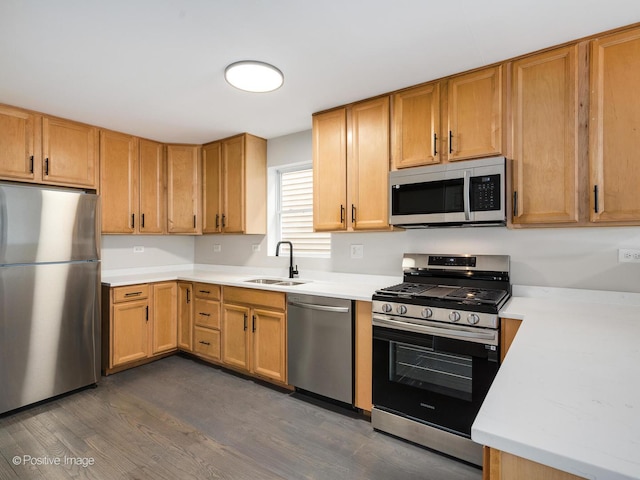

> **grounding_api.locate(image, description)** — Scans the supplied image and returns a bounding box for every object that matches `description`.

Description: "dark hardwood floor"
[0,356,482,479]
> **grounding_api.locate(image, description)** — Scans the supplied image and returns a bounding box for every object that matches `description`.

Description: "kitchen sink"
[244,278,306,286]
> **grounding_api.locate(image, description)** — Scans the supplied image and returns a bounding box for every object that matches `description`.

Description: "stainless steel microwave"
[389,156,506,227]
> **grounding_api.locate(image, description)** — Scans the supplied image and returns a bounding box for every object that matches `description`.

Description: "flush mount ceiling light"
[224,60,284,93]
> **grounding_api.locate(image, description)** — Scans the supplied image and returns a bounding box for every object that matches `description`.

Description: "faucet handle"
[292,265,299,277]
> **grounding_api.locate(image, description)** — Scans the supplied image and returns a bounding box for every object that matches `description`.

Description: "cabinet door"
[177,282,193,351]
[590,28,640,222]
[222,135,245,233]
[42,116,98,188]
[100,131,138,233]
[251,308,286,383]
[222,303,250,371]
[348,97,391,230]
[391,82,441,168]
[447,66,502,161]
[202,141,222,233]
[167,145,201,233]
[313,108,348,231]
[151,282,177,354]
[354,301,372,411]
[112,300,148,367]
[511,45,580,224]
[0,105,38,181]
[139,139,166,234]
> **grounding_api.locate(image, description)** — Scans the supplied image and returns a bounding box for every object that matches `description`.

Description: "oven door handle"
[373,315,498,344]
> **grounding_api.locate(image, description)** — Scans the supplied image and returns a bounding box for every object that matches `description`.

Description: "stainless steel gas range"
[371,253,511,466]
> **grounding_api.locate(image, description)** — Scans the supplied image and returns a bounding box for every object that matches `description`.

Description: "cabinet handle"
[141,213,145,228]
[252,315,256,332]
[199,340,211,346]
[186,289,190,304]
[215,214,220,229]
[44,158,49,176]
[449,131,453,154]
[433,133,438,156]
[513,191,518,218]
[351,204,356,223]
[193,215,196,229]
[222,214,226,228]
[243,313,247,331]
[594,185,599,214]
[145,306,149,322]
[29,155,34,173]
[131,213,135,229]
[124,291,142,297]
[340,205,345,224]
[199,290,210,294]
[199,312,211,317]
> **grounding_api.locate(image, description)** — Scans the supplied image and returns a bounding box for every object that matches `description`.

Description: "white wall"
[101,235,194,270]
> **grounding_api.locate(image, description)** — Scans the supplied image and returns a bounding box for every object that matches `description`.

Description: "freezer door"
[0,261,100,414]
[0,183,99,265]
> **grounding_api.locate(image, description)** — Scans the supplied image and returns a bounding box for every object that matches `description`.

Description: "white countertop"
[101,264,401,302]
[473,286,640,480]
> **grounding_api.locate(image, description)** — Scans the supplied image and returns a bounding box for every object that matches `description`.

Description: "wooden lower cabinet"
[484,448,585,480]
[192,283,222,362]
[222,286,287,384]
[354,300,373,412]
[177,282,194,351]
[112,298,149,366]
[151,282,178,354]
[500,317,522,362]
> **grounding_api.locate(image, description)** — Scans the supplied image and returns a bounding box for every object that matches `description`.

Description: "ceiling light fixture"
[224,60,284,93]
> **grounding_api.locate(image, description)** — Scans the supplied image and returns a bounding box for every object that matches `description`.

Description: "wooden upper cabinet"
[447,65,503,161]
[100,131,138,233]
[138,139,166,234]
[0,105,39,181]
[167,144,201,234]
[511,45,581,225]
[42,116,98,188]
[348,97,391,230]
[391,82,441,169]
[313,108,349,231]
[590,27,640,223]
[201,133,266,234]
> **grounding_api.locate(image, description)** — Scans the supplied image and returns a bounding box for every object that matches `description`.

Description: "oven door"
[372,316,499,437]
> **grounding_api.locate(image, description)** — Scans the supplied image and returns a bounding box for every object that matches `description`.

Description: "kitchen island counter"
[473,286,640,480]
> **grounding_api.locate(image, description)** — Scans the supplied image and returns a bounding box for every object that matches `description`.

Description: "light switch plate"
[252,244,261,252]
[213,244,222,253]
[350,244,364,259]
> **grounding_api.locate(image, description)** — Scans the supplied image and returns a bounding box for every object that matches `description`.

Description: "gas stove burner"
[377,282,432,296]
[444,287,508,305]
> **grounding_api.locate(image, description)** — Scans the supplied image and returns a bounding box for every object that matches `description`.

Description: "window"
[276,165,331,257]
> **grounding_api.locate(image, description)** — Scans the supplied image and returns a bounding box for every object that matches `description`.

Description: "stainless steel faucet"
[275,241,298,279]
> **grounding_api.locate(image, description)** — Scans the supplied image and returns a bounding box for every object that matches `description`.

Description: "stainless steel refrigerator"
[0,183,100,415]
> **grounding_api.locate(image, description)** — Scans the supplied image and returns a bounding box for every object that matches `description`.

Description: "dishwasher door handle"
[288,301,350,313]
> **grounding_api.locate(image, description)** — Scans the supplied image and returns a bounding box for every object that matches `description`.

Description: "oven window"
[390,341,473,402]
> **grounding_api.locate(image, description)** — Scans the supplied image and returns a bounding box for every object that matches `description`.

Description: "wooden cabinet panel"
[167,144,201,233]
[112,299,149,367]
[448,66,502,161]
[202,141,222,233]
[194,283,221,300]
[151,282,177,354]
[252,308,286,383]
[223,286,285,310]
[193,326,221,361]
[392,82,441,168]
[42,116,98,188]
[348,97,391,230]
[222,135,245,233]
[222,303,250,370]
[100,131,138,233]
[138,139,166,234]
[112,284,149,303]
[313,108,348,231]
[590,27,640,223]
[195,298,221,329]
[500,318,522,363]
[177,282,193,351]
[0,105,38,181]
[487,448,585,480]
[511,45,580,225]
[354,301,373,412]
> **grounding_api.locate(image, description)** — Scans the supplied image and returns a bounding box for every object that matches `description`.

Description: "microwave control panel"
[470,174,501,211]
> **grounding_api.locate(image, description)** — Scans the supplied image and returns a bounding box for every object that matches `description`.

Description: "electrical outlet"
[618,248,640,263]
[213,244,222,253]
[252,244,261,252]
[133,246,144,253]
[350,244,364,259]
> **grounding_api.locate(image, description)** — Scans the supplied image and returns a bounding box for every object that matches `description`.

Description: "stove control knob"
[467,313,480,325]
[382,303,393,313]
[449,311,461,322]
[421,308,433,319]
[396,305,407,315]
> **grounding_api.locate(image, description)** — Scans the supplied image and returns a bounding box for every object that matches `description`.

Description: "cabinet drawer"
[223,286,286,310]
[195,298,220,329]
[193,326,221,361]
[194,283,221,300]
[112,284,149,303]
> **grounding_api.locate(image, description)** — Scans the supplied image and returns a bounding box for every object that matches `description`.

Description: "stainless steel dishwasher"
[287,294,353,405]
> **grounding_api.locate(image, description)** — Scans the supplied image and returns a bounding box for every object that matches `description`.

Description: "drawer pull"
[199,290,210,294]
[199,312,211,317]
[124,292,142,297]
[199,340,211,346]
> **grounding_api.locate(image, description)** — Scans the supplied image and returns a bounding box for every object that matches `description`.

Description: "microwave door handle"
[463,170,471,221]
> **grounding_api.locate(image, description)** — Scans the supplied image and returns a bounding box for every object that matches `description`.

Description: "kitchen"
[2,1,640,479]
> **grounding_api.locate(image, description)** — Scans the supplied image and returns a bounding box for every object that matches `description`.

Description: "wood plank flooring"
[0,356,482,479]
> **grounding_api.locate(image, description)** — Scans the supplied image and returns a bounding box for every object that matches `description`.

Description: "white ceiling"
[2,1,640,144]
